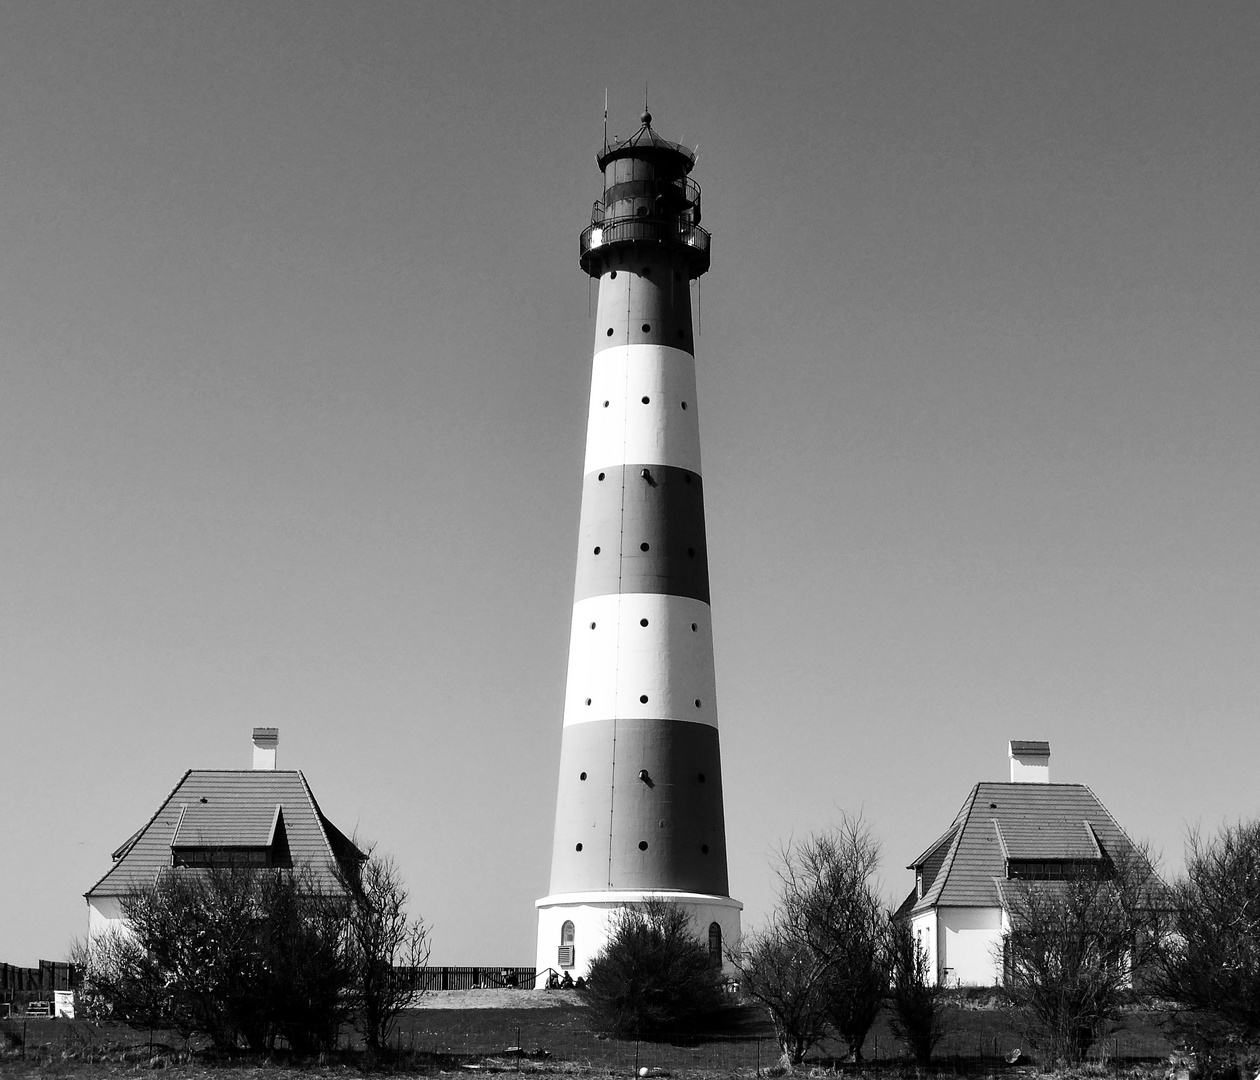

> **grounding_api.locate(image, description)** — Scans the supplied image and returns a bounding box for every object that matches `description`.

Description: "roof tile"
[907,782,1150,913]
[86,771,362,899]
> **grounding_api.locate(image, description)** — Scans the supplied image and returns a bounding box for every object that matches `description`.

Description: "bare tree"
[1156,820,1260,1073]
[1001,844,1164,1066]
[778,818,888,1061]
[732,918,831,1069]
[733,816,889,1071]
[886,918,950,1067]
[337,848,431,1055]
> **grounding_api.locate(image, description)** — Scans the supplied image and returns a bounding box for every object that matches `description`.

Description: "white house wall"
[87,898,127,943]
[938,906,1004,986]
[909,909,940,985]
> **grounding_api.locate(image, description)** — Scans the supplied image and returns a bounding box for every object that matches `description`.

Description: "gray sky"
[2,1,1257,966]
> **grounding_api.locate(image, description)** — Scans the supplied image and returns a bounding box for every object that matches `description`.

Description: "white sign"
[54,991,75,1019]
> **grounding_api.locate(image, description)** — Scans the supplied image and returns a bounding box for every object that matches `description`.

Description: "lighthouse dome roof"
[598,115,695,173]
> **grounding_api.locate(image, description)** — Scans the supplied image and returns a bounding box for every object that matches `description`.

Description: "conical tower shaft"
[536,115,741,979]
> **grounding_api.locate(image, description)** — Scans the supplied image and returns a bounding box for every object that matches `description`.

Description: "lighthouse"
[535,112,742,979]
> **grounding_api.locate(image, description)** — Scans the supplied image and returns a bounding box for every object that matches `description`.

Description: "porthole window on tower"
[610,271,617,279]
[702,844,710,854]
[590,621,596,629]
[708,923,721,961]
[598,472,605,480]
[642,323,651,333]
[681,402,688,410]
[698,773,706,782]
[579,772,587,780]
[607,328,614,336]
[640,618,648,626]
[640,542,649,551]
[638,841,649,850]
[641,396,650,404]
[640,694,649,703]
[695,699,702,708]
[575,843,582,851]
[691,623,698,631]
[593,546,600,554]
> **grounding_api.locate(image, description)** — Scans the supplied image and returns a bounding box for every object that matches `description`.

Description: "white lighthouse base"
[534,890,742,984]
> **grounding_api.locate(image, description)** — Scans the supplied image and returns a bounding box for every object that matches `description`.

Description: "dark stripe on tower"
[550,717,729,894]
[574,464,710,603]
[595,252,695,354]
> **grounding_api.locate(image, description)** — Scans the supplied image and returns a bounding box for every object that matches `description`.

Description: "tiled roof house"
[895,741,1153,987]
[85,729,363,939]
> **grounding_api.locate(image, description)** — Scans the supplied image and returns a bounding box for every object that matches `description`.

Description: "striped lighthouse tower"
[535,112,741,979]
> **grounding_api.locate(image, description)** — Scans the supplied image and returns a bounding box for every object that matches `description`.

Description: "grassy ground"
[0,996,1177,1078]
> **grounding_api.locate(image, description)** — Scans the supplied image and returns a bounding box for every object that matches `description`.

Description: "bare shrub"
[335,848,432,1054]
[1156,820,1260,1074]
[734,815,889,1070]
[886,917,950,1066]
[1001,844,1163,1066]
[585,899,725,1037]
[778,817,888,1061]
[733,918,830,1068]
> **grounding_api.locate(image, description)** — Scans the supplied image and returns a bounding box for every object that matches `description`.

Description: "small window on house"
[708,922,722,962]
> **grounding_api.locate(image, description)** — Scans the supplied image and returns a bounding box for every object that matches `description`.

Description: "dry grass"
[0,998,1176,1079]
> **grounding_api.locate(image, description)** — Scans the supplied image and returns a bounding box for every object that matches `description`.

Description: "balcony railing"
[579,214,711,276]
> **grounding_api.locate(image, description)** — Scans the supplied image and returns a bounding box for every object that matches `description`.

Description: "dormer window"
[172,846,272,868]
[168,802,291,870]
[1006,858,1103,881]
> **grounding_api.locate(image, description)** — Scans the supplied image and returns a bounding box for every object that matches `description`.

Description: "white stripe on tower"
[563,594,716,727]
[583,344,701,477]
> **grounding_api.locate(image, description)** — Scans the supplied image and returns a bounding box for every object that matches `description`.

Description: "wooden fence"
[1,961,542,998]
[411,966,539,991]
[0,961,80,998]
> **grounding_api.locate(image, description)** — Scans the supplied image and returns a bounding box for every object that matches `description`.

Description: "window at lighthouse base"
[558,921,575,968]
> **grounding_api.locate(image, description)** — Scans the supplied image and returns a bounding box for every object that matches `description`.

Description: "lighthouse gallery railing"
[579,215,710,271]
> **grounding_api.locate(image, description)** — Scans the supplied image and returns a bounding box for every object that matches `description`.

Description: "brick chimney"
[1009,740,1049,783]
[252,727,278,770]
